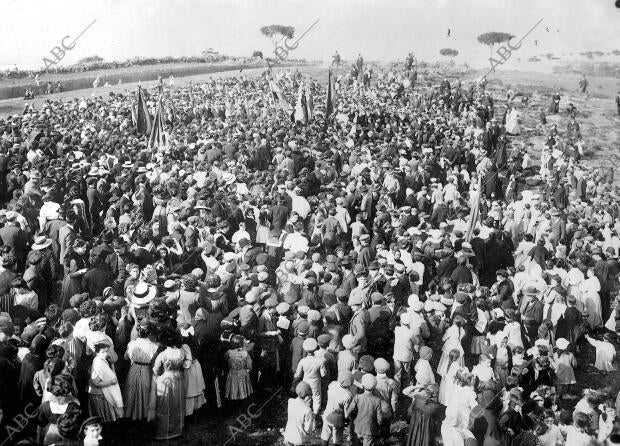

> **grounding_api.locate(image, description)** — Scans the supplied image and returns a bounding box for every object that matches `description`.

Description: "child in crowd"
[585,333,616,372]
[224,334,253,402]
[553,337,577,399]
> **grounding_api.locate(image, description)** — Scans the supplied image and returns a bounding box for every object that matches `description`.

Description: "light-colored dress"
[123,337,160,420]
[283,397,314,446]
[182,344,206,415]
[88,356,124,422]
[587,337,616,372]
[439,361,459,406]
[440,385,476,446]
[437,325,465,377]
[554,352,576,385]
[152,347,187,440]
[225,348,253,400]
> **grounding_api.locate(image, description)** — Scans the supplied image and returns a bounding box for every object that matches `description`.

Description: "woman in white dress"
[437,317,465,377]
[438,349,461,405]
[514,233,535,269]
[505,107,520,135]
[440,369,477,446]
[579,269,603,329]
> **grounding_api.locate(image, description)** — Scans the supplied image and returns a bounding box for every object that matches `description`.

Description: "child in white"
[585,334,616,372]
[393,313,415,386]
[414,346,435,386]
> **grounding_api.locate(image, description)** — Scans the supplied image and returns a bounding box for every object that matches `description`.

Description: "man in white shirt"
[291,187,311,219]
[231,222,251,248]
[335,197,351,234]
[283,223,309,254]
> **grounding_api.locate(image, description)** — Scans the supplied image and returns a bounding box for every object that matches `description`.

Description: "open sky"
[1,0,619,71]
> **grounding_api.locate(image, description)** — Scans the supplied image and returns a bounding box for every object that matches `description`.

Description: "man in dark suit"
[0,255,18,295]
[270,196,289,231]
[106,238,135,295]
[58,213,77,273]
[0,212,28,269]
[436,249,457,279]
[339,258,357,295]
[496,269,516,310]
[348,294,369,359]
[521,286,544,344]
[367,292,391,357]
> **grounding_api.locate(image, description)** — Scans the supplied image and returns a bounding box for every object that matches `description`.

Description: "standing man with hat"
[0,211,28,270]
[357,234,375,269]
[522,286,544,345]
[348,294,370,360]
[30,235,58,307]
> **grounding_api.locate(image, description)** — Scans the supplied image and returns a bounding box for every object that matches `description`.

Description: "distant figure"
[356,53,363,73]
[168,75,175,87]
[505,107,520,135]
[118,79,122,85]
[405,52,414,70]
[332,51,340,67]
[578,74,589,94]
[46,81,53,95]
[616,91,620,116]
[536,107,547,135]
[93,76,101,89]
[56,80,64,93]
[34,73,41,87]
[549,91,560,113]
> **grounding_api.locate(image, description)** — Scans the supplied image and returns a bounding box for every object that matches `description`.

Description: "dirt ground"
[5,64,620,445]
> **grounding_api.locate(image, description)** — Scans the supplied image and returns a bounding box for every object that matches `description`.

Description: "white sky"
[1,0,619,70]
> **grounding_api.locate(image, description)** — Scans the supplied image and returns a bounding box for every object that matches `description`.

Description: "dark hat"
[367,261,379,271]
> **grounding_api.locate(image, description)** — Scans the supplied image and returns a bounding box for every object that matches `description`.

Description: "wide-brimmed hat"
[129,282,157,305]
[32,236,52,250]
[221,172,236,185]
[112,238,128,249]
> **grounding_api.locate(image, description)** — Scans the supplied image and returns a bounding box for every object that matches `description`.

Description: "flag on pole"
[294,82,309,124]
[136,86,152,135]
[326,68,337,117]
[305,84,314,121]
[130,98,137,127]
[268,79,293,115]
[148,96,168,149]
[465,177,482,242]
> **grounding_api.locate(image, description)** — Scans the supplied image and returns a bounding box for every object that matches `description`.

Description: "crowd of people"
[0,52,618,446]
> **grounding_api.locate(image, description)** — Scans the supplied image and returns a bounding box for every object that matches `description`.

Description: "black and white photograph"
[0,0,619,445]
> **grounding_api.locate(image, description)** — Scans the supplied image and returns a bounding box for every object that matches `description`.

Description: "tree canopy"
[260,25,295,44]
[477,32,515,51]
[252,50,264,58]
[77,55,104,64]
[439,48,459,58]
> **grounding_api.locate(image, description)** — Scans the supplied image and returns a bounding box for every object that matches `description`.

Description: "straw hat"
[129,282,157,305]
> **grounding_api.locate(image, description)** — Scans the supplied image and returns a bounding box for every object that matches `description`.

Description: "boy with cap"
[291,320,309,374]
[348,294,369,359]
[293,338,327,419]
[345,373,383,446]
[374,357,399,440]
[321,370,353,446]
[283,381,315,446]
[338,334,357,377]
